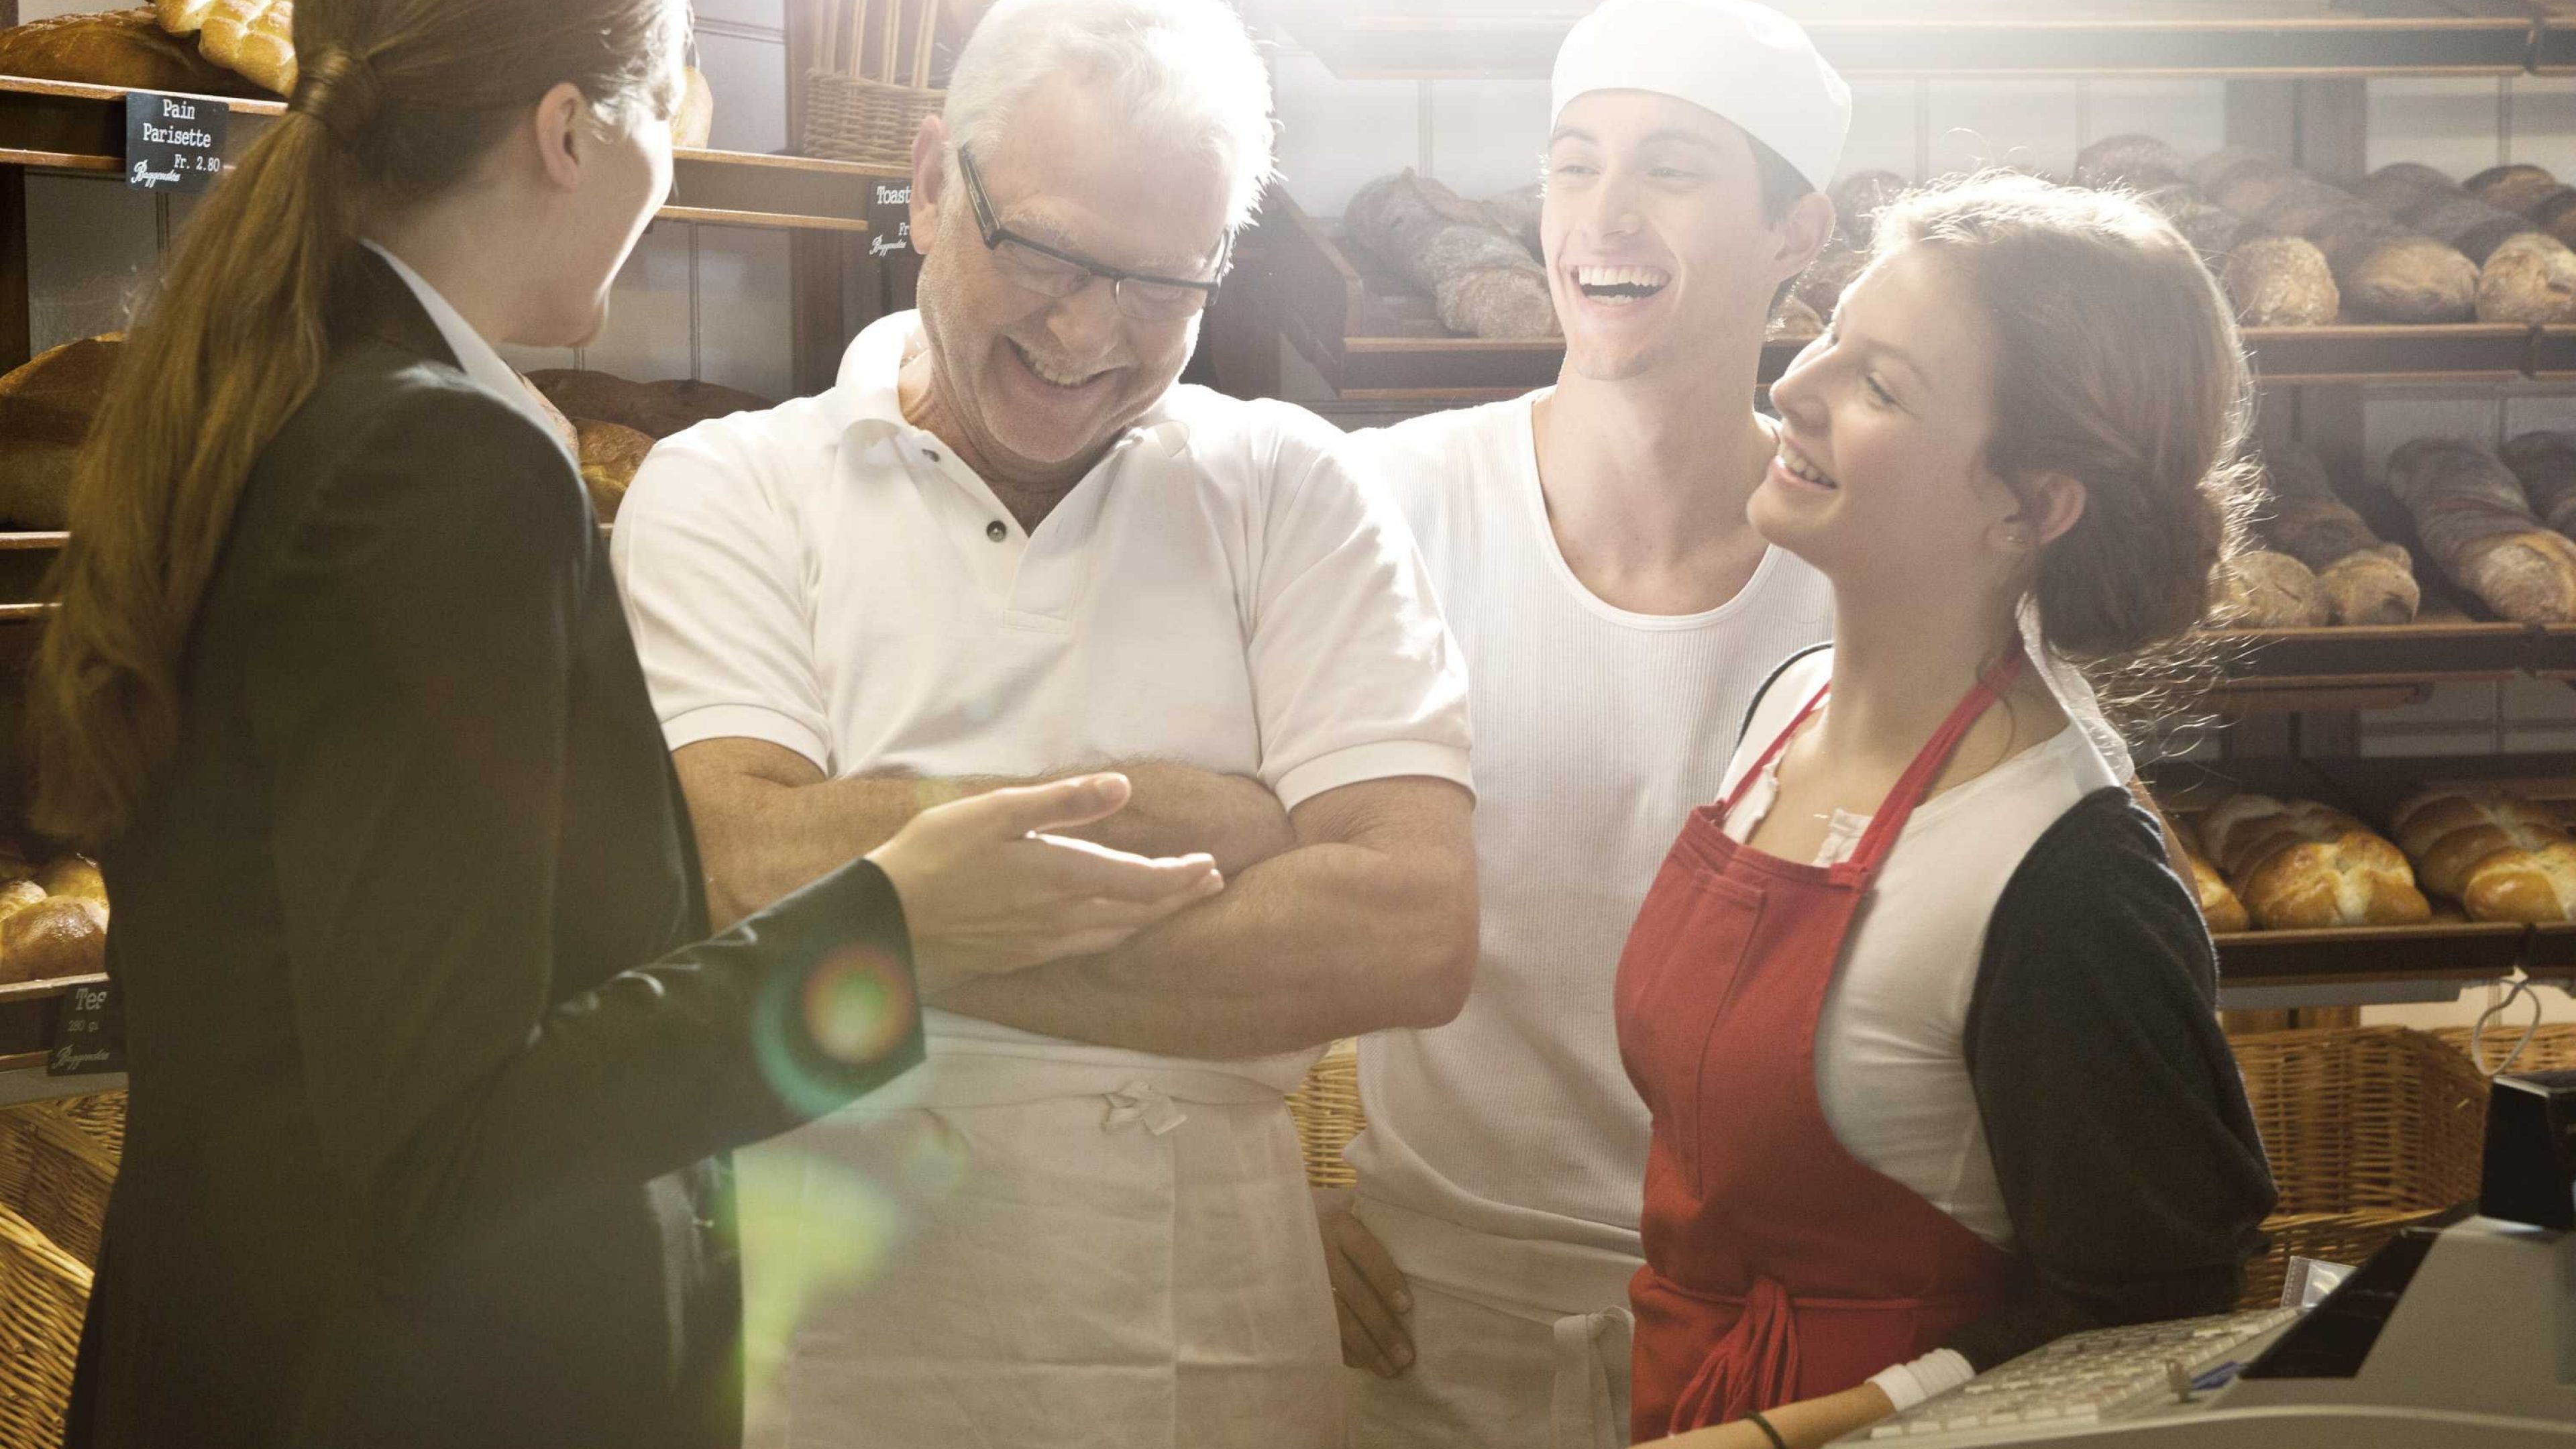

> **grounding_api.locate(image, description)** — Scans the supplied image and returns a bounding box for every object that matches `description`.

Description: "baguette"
[2191,148,2477,323]
[2498,430,2576,539]
[2392,788,2576,922]
[2256,443,2419,624]
[0,336,121,531]
[1345,170,1558,341]
[2385,437,2576,623]
[2214,549,2329,629]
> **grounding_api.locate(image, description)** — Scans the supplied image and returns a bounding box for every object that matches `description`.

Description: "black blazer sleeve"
[1946,788,2277,1371]
[242,382,922,1282]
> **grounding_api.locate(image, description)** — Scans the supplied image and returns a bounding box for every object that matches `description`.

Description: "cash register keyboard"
[1863,1306,2301,1442]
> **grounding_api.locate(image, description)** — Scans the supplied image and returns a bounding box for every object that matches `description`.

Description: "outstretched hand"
[867,773,1224,997]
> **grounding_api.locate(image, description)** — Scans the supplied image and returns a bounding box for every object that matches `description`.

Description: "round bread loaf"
[2166,203,2247,267]
[0,896,107,986]
[2475,231,2576,324]
[36,855,107,906]
[2184,847,2251,933]
[2074,134,2187,189]
[0,881,49,926]
[2224,235,2339,326]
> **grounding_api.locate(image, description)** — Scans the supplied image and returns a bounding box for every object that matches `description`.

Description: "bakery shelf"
[2200,612,2536,690]
[0,972,105,1077]
[1286,0,2550,82]
[2214,921,2528,991]
[0,76,905,235]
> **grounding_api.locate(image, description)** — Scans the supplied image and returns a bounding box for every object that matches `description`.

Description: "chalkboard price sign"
[49,980,125,1077]
[125,90,228,193]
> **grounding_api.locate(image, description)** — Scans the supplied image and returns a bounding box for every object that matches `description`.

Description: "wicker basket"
[0,1104,117,1270]
[1287,1040,1366,1189]
[29,1091,125,1165]
[2229,1026,2488,1307]
[0,1201,89,1449]
[802,0,944,171]
[2436,1020,2576,1077]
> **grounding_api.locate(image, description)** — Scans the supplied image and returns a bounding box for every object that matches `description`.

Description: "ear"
[2012,471,2088,550]
[531,81,590,194]
[1772,191,1837,284]
[909,114,951,256]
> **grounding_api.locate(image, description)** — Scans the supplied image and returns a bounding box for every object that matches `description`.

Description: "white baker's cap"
[1551,0,1851,193]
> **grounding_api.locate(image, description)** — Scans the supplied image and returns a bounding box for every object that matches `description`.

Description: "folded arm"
[933,775,1478,1059]
[676,738,1295,928]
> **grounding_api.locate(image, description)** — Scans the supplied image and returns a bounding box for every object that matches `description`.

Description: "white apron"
[1344,1197,1637,1449]
[743,1049,1343,1449]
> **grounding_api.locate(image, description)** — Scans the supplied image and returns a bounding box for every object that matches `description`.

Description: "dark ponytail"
[29,0,686,845]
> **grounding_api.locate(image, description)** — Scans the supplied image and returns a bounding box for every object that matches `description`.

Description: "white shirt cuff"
[659,702,830,772]
[1868,1348,1976,1412]
[1272,741,1474,814]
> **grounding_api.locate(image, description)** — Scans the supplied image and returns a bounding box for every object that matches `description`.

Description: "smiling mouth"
[1010,338,1110,390]
[1779,442,1839,490]
[1573,264,1672,305]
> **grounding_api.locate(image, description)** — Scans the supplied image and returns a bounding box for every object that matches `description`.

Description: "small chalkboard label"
[867,180,913,260]
[125,90,227,193]
[48,981,124,1077]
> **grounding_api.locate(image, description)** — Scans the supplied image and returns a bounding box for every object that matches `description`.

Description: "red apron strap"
[1835,650,2027,881]
[1717,681,1833,816]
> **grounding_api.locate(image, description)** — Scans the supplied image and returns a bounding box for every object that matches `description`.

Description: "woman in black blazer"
[28,2,1222,1445]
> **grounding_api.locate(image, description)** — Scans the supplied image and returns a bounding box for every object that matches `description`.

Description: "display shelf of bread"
[1284,0,2543,84]
[2151,757,2576,991]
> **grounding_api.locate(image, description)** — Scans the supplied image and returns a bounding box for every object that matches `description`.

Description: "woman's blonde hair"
[1871,173,2259,663]
[29,0,687,845]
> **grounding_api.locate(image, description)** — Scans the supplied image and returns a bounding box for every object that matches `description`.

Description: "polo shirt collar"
[833,310,1191,458]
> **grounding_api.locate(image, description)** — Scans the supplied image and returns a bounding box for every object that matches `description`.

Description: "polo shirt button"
[986,520,1008,542]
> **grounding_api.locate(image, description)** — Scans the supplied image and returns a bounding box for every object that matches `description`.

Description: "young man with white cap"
[1321,3,2140,1445]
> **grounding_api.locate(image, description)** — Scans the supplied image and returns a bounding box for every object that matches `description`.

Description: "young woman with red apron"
[1616,650,2025,1440]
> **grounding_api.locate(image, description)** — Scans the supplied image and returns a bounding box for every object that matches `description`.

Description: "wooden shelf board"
[2215,921,2530,985]
[0,973,103,1008]
[1287,1,2546,80]
[0,77,906,233]
[0,532,65,551]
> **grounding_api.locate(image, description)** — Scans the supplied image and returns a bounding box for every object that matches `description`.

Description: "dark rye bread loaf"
[2357,162,2576,323]
[2255,443,2418,624]
[2386,437,2576,623]
[1346,170,1558,341]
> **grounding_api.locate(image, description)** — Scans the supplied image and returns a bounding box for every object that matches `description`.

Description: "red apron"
[1616,653,2026,1442]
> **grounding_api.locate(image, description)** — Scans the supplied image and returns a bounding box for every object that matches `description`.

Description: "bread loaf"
[0,336,121,532]
[2385,437,2576,623]
[0,881,48,930]
[2498,431,2576,539]
[2357,162,2576,323]
[2184,842,2251,933]
[157,0,292,95]
[2224,235,2339,326]
[1479,183,1544,262]
[1829,170,1911,252]
[2191,148,2477,323]
[676,66,715,151]
[1345,170,1558,341]
[523,372,774,441]
[36,855,107,906]
[2170,205,2251,271]
[0,897,107,987]
[2214,549,2330,628]
[2074,134,2188,190]
[2200,793,2432,929]
[576,421,654,523]
[2465,163,2576,250]
[2255,443,2419,625]
[2392,788,2576,922]
[0,8,266,95]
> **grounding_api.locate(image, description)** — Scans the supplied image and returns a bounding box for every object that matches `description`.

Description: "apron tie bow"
[1103,1081,1188,1136]
[1671,1275,1800,1432]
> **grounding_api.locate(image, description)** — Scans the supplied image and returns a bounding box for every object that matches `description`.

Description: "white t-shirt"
[610,312,1474,1091]
[1718,646,2123,1407]
[1338,393,1837,1261]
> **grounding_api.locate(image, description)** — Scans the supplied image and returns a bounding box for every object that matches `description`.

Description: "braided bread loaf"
[2391,788,2576,923]
[2181,838,2250,934]
[2200,794,2432,930]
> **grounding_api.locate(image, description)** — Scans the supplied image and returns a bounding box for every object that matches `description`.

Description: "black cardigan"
[1739,647,2277,1373]
[66,250,924,1449]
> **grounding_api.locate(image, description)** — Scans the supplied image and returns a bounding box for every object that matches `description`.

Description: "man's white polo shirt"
[610,312,1473,1085]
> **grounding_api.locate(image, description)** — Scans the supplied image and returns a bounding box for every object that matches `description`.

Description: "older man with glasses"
[610,1,1477,1445]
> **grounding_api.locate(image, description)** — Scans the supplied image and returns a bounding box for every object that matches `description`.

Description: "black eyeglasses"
[957,146,1230,323]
